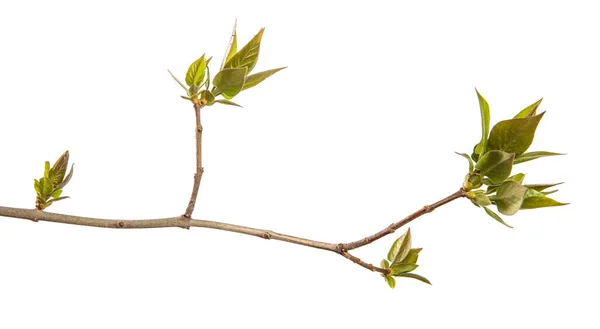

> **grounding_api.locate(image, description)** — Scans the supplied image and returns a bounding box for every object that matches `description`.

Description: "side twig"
[184,102,205,218]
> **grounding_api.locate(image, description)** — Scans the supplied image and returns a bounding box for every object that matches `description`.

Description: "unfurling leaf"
[49,151,69,185]
[168,70,188,92]
[50,189,62,199]
[402,248,422,265]
[385,275,396,289]
[387,228,412,265]
[394,272,432,285]
[55,164,74,190]
[185,54,207,87]
[487,112,545,156]
[471,190,492,207]
[524,182,563,192]
[380,259,390,269]
[214,99,243,107]
[492,180,528,216]
[44,161,50,179]
[34,179,41,194]
[201,90,215,105]
[213,67,247,99]
[513,151,563,164]
[456,152,474,172]
[521,189,568,209]
[242,67,287,90]
[40,177,53,198]
[474,89,491,156]
[390,263,419,275]
[514,98,543,119]
[220,20,238,70]
[475,150,514,184]
[483,206,513,228]
[508,173,526,184]
[224,28,265,74]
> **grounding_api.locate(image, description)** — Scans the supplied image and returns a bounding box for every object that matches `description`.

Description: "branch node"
[262,231,272,240]
[117,221,125,228]
[336,243,346,254]
[424,205,433,213]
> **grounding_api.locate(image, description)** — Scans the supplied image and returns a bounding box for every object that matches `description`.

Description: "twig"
[184,102,205,218]
[1,188,464,275]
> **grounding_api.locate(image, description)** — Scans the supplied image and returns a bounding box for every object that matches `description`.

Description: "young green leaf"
[487,112,545,156]
[213,67,247,99]
[524,182,563,192]
[483,206,513,228]
[201,90,215,105]
[214,99,243,107]
[224,28,265,74]
[390,263,419,275]
[40,177,53,199]
[521,189,568,209]
[492,180,528,216]
[456,152,474,172]
[385,275,396,289]
[514,98,543,119]
[44,161,50,179]
[475,150,514,184]
[55,164,74,190]
[394,272,432,285]
[49,151,69,185]
[185,54,207,87]
[242,67,286,90]
[508,173,526,184]
[472,190,492,207]
[50,189,62,199]
[220,20,238,70]
[387,228,412,265]
[402,248,422,265]
[380,259,390,269]
[168,70,188,92]
[49,196,70,202]
[34,179,41,194]
[513,151,563,164]
[474,89,491,156]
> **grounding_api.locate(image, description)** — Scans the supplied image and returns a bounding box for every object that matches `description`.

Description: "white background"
[1,0,598,328]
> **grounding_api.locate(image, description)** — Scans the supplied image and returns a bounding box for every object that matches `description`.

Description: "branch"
[0,188,464,275]
[184,102,205,218]
[341,188,467,250]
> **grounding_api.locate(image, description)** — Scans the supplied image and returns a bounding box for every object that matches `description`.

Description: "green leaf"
[514,98,543,119]
[387,228,412,265]
[55,164,74,190]
[185,54,207,87]
[455,152,474,172]
[474,89,491,156]
[402,248,422,265]
[521,189,568,209]
[49,151,69,185]
[492,180,528,216]
[394,272,432,285]
[385,275,396,289]
[51,189,62,199]
[49,196,70,202]
[168,70,188,92]
[472,190,492,207]
[514,151,564,164]
[524,182,563,192]
[483,206,513,228]
[34,179,41,194]
[390,263,419,275]
[220,20,238,70]
[487,112,545,156]
[242,67,286,90]
[224,28,264,74]
[475,150,514,184]
[509,173,526,184]
[40,177,53,199]
[213,67,247,99]
[201,90,215,105]
[44,161,50,179]
[214,99,243,107]
[471,144,480,162]
[380,259,390,269]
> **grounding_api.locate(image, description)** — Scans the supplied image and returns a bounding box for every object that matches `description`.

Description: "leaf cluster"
[34,151,73,210]
[169,22,286,108]
[380,229,431,288]
[459,91,566,227]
